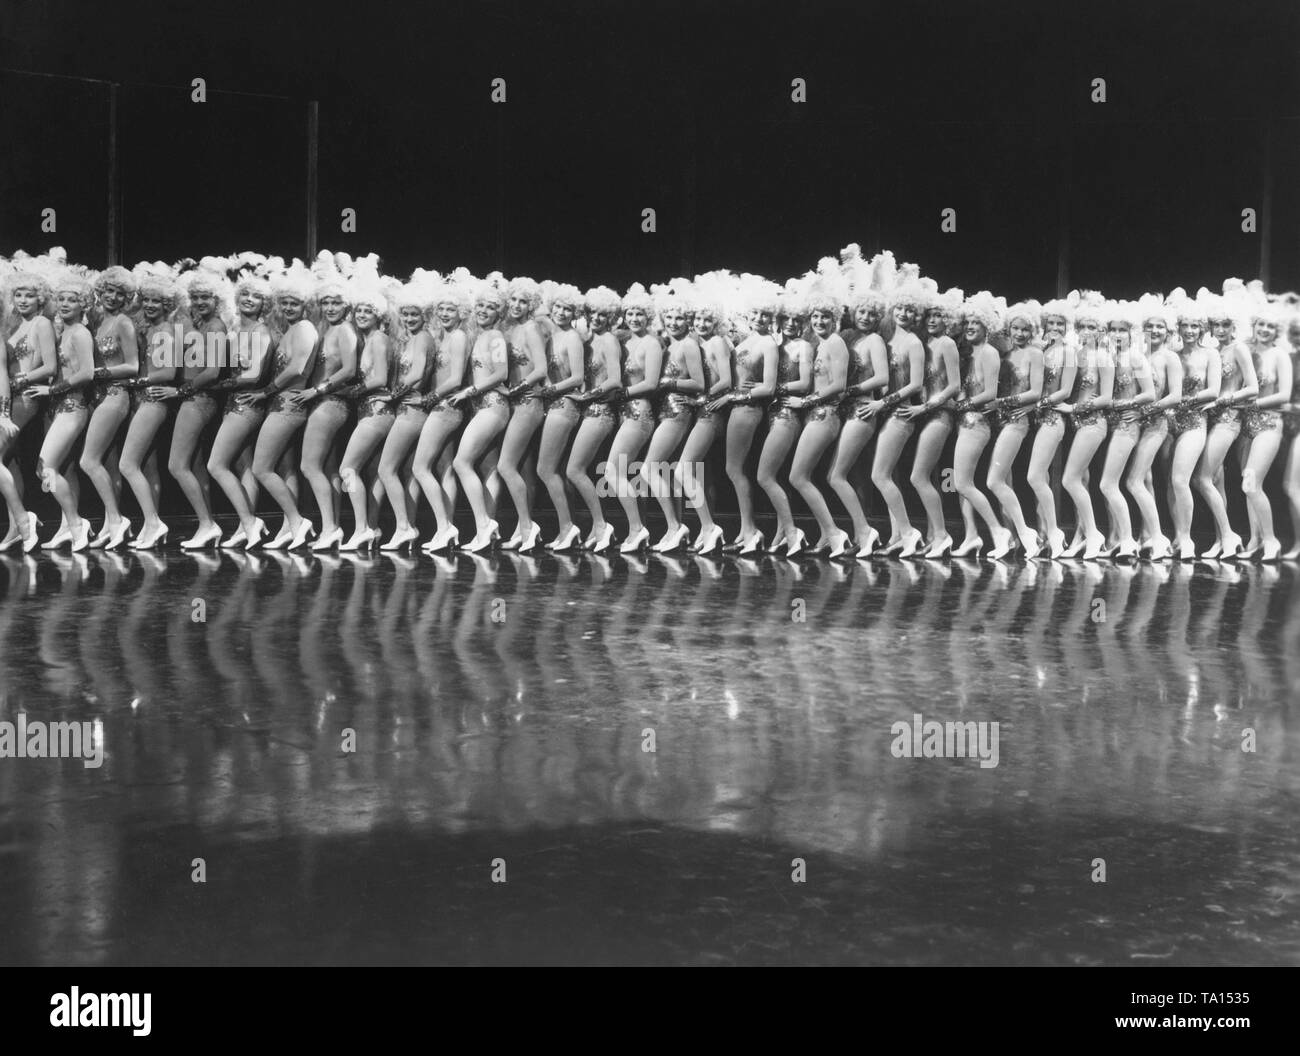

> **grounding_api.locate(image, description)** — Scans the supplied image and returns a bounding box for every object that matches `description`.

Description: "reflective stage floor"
[1,548,1297,965]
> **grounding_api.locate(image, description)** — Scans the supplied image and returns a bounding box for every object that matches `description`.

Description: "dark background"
[3,0,1299,299]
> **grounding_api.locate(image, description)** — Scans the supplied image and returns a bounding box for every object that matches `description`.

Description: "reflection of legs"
[1126,426,1166,544]
[1169,427,1205,546]
[1243,430,1282,550]
[1062,422,1107,544]
[79,394,129,529]
[38,412,89,531]
[677,418,720,530]
[871,415,916,542]
[208,415,259,526]
[987,420,1032,540]
[724,406,764,540]
[756,419,801,545]
[1026,419,1065,541]
[497,402,544,538]
[604,419,650,535]
[1194,423,1240,546]
[1099,427,1138,545]
[538,410,579,534]
[566,417,613,534]
[169,401,218,531]
[252,413,307,529]
[452,407,509,532]
[829,416,877,542]
[789,416,842,540]
[644,418,690,532]
[121,405,168,528]
[910,414,952,543]
[301,401,349,535]
[378,417,424,532]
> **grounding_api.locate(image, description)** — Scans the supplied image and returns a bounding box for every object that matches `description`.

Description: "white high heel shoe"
[181,523,224,550]
[826,528,852,559]
[738,530,766,556]
[784,528,808,557]
[517,522,543,554]
[242,518,268,550]
[381,525,419,552]
[463,519,500,555]
[264,521,294,550]
[340,526,378,552]
[70,521,92,553]
[104,518,134,551]
[287,519,316,551]
[897,528,925,559]
[130,521,169,550]
[652,524,690,553]
[546,525,582,552]
[422,526,461,553]
[311,526,345,552]
[221,524,247,549]
[619,526,650,554]
[587,523,615,554]
[691,524,725,555]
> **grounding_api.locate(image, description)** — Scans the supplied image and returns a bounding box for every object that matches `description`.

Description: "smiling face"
[591,309,613,334]
[320,294,348,325]
[624,305,648,332]
[98,284,128,313]
[278,295,304,324]
[662,307,689,339]
[924,309,947,337]
[399,306,424,333]
[12,286,40,317]
[1009,318,1033,347]
[475,299,501,328]
[1210,318,1234,342]
[1178,320,1202,346]
[693,311,717,340]
[779,314,806,340]
[1043,315,1068,342]
[190,289,215,320]
[1252,319,1278,345]
[749,309,773,335]
[55,289,84,323]
[893,303,919,331]
[238,289,265,317]
[352,302,377,331]
[1143,319,1168,347]
[854,304,883,333]
[551,301,576,328]
[507,293,532,321]
[964,319,987,344]
[141,292,165,322]
[436,301,461,328]
[810,308,836,339]
[1075,318,1101,344]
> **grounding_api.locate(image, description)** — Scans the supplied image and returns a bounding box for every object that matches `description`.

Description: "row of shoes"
[10,515,1292,563]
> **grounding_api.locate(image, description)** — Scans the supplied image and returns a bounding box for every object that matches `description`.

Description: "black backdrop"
[3,0,1298,296]
[0,0,1295,531]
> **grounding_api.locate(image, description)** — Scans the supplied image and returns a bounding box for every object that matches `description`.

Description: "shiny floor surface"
[1,549,1297,965]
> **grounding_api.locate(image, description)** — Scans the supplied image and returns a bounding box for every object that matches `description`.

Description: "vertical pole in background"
[1056,134,1071,298]
[107,82,121,265]
[1259,118,1273,287]
[306,100,319,260]
[495,107,506,270]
